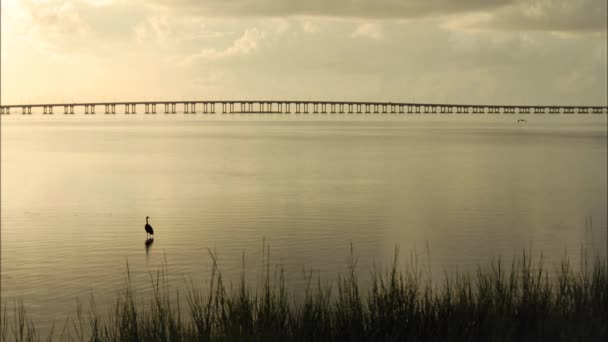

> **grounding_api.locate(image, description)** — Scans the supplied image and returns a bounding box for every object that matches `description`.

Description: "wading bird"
[145,216,154,239]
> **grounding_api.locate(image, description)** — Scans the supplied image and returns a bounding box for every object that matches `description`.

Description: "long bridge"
[1,101,607,115]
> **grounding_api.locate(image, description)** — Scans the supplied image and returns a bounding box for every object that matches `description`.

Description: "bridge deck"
[1,101,606,115]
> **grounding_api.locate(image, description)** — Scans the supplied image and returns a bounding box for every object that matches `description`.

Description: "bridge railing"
[1,101,607,115]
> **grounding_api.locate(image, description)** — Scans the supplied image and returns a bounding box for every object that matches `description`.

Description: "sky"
[0,0,606,105]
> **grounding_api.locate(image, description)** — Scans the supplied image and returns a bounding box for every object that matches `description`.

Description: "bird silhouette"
[145,216,154,239]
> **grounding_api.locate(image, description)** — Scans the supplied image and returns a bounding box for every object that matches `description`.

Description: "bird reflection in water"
[145,238,154,254]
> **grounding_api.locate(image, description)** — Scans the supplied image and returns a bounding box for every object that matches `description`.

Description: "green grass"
[1,248,607,341]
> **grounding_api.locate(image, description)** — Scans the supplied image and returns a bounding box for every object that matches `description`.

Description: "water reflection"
[0,116,606,337]
[145,238,154,254]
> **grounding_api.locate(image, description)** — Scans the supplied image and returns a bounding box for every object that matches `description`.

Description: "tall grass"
[1,248,607,341]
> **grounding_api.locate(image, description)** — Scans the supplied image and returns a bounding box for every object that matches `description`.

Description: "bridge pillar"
[145,104,149,114]
[304,103,309,113]
[165,103,169,114]
[321,103,325,113]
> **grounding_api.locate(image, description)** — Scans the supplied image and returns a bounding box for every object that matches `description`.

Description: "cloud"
[301,21,319,34]
[447,0,607,34]
[180,28,265,64]
[147,0,606,35]
[16,0,91,38]
[149,0,514,19]
[352,23,383,40]
[134,16,171,44]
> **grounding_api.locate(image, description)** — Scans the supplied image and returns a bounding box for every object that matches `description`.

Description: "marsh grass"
[1,248,607,342]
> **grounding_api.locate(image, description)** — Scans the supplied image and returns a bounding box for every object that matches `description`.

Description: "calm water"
[1,114,607,334]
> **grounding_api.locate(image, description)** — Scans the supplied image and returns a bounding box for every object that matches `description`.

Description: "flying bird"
[145,216,154,239]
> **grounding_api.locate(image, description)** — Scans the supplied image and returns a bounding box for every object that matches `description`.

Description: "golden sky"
[1,0,606,105]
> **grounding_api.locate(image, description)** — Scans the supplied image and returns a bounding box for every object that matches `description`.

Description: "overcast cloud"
[1,0,606,105]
